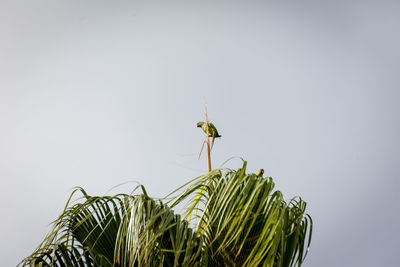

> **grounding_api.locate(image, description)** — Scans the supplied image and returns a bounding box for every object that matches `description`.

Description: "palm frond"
[21,161,313,267]
[19,187,129,266]
[169,161,313,267]
[114,194,202,266]
[20,187,203,267]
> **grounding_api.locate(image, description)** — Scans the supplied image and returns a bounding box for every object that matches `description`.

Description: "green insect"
[197,121,221,149]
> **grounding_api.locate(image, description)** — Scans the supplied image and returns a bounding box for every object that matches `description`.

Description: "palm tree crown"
[21,161,312,266]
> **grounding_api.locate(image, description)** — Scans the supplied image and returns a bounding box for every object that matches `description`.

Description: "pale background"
[1,1,399,266]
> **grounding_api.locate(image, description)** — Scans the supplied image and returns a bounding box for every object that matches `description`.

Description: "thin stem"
[206,137,212,172]
[205,103,212,172]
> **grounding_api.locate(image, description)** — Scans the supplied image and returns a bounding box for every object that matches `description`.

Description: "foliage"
[20,161,312,266]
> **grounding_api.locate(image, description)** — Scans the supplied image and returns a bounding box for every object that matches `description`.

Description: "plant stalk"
[205,103,212,172]
[206,134,212,172]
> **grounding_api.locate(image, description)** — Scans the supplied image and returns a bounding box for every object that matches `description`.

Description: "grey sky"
[1,1,399,266]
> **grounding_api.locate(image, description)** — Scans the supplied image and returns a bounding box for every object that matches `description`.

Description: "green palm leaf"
[169,161,312,267]
[21,161,312,266]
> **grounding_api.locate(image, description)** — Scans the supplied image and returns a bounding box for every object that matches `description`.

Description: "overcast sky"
[1,1,399,266]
